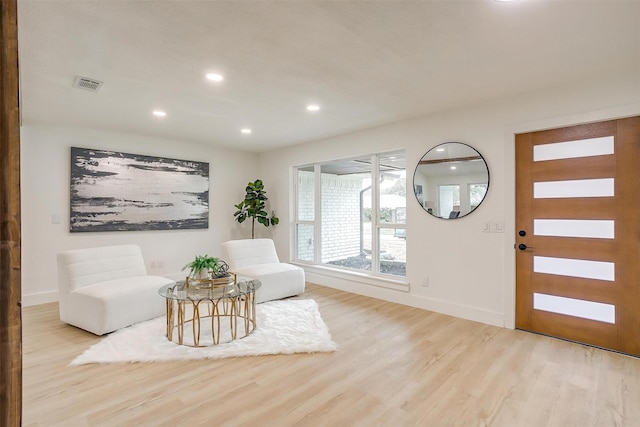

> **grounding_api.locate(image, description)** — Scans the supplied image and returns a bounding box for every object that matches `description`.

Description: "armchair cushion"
[222,239,305,303]
[223,238,280,268]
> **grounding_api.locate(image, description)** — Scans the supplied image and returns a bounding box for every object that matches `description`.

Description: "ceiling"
[17,0,640,153]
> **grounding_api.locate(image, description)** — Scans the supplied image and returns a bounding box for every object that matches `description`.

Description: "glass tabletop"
[158,278,261,302]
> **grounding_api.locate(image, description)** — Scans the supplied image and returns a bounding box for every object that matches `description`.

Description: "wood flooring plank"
[22,283,640,426]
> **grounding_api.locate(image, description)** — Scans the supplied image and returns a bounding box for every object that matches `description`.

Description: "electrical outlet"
[421,276,429,287]
[491,221,504,233]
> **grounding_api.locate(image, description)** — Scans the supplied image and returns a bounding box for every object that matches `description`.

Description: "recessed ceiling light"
[206,73,224,82]
[153,110,167,117]
[436,148,445,152]
[241,128,252,134]
[450,166,457,170]
[306,105,320,112]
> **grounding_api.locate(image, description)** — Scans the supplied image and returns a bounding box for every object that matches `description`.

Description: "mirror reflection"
[413,142,489,219]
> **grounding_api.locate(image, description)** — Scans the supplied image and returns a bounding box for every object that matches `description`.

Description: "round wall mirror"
[413,142,489,219]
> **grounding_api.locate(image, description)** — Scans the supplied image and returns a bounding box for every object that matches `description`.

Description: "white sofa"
[57,244,174,335]
[222,239,305,303]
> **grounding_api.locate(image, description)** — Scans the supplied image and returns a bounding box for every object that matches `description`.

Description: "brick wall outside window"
[297,172,365,262]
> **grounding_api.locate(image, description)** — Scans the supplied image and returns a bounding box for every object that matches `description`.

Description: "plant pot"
[196,269,210,280]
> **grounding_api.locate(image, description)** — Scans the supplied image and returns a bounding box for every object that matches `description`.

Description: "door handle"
[518,243,530,251]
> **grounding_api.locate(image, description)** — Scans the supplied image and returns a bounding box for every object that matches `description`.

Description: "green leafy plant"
[233,179,279,238]
[182,255,228,278]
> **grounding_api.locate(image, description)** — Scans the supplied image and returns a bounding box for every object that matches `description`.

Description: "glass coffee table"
[158,277,261,347]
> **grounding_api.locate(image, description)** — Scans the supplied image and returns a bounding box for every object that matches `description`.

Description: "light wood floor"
[23,283,640,426]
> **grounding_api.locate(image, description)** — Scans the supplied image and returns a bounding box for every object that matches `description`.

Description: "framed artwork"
[70,147,209,232]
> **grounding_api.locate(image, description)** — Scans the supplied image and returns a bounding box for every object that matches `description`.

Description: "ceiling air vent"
[73,76,103,92]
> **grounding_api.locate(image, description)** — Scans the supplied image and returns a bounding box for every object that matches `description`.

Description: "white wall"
[259,68,640,328]
[21,125,259,305]
[21,68,640,326]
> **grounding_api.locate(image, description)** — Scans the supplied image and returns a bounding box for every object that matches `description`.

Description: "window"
[296,166,315,262]
[469,183,488,211]
[438,184,460,218]
[294,151,406,278]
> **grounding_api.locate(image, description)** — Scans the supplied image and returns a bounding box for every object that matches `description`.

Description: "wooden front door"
[515,116,640,356]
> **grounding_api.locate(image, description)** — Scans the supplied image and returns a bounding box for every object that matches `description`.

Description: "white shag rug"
[70,299,336,365]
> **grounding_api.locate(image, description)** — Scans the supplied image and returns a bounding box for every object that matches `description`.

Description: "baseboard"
[301,264,409,292]
[22,290,59,307]
[22,274,504,327]
[306,271,504,328]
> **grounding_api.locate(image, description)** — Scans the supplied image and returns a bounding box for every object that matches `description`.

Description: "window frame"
[437,183,461,218]
[293,151,406,280]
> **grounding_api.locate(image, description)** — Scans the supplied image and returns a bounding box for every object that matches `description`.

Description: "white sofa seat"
[222,239,305,303]
[57,245,174,335]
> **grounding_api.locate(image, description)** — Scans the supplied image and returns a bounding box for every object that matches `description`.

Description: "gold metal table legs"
[164,292,257,347]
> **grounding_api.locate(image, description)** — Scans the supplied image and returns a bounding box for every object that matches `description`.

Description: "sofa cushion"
[73,275,174,299]
[63,275,174,335]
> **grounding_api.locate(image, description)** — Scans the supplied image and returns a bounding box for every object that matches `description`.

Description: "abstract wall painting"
[70,147,209,232]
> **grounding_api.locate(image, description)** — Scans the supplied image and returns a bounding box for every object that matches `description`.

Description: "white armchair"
[57,244,174,335]
[222,239,305,303]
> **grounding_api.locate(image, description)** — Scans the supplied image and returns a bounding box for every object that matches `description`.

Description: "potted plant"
[233,179,279,238]
[182,255,229,280]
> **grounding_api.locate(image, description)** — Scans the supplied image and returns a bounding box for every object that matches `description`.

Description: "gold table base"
[165,290,257,347]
